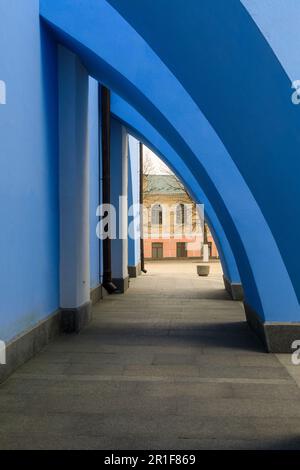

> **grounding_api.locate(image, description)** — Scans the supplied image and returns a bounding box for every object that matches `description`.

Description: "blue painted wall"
[88,77,101,289]
[0,0,59,341]
[128,135,140,268]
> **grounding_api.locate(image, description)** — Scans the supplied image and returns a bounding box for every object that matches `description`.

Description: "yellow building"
[143,175,219,260]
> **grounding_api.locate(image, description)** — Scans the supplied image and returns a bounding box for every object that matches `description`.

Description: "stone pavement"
[0,261,300,450]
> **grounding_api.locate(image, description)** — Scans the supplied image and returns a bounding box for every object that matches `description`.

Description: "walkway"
[0,261,300,449]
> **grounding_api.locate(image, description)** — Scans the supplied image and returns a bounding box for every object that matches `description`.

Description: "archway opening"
[140,145,228,301]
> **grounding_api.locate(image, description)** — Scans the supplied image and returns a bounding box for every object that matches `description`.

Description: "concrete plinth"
[128,263,142,278]
[0,309,61,385]
[245,303,300,353]
[61,302,92,334]
[112,277,130,293]
[223,275,244,301]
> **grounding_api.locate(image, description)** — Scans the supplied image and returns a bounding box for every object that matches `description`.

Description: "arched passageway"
[111,93,241,295]
[40,0,300,351]
[2,0,300,451]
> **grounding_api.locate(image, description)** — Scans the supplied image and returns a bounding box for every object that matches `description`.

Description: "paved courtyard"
[0,261,300,449]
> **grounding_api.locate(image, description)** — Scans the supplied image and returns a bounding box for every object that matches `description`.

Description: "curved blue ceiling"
[107,0,300,303]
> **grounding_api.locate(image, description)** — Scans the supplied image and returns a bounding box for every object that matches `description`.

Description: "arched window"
[176,203,185,225]
[152,204,163,225]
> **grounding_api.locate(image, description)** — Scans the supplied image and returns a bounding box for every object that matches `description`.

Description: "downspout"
[139,142,147,274]
[100,85,118,293]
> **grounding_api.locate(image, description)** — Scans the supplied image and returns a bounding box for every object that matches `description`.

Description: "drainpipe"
[203,222,208,245]
[100,85,118,293]
[139,142,147,274]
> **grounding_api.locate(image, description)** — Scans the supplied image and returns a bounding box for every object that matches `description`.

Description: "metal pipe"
[100,85,118,293]
[139,142,147,274]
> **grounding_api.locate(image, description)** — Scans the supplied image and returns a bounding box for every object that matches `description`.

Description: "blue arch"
[107,0,300,302]
[40,0,300,322]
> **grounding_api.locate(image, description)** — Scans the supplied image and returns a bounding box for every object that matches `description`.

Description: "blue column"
[110,117,129,292]
[58,46,91,331]
[88,78,102,304]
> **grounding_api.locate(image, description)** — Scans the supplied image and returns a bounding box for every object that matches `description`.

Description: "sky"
[143,145,171,175]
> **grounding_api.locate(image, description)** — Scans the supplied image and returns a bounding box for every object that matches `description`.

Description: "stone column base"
[112,277,129,293]
[128,263,142,278]
[244,303,300,353]
[61,301,92,334]
[90,285,102,305]
[223,275,244,301]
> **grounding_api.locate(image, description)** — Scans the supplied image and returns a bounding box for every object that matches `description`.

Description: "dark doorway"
[152,242,163,259]
[176,242,187,258]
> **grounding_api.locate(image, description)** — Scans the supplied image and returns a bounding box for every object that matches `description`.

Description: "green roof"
[144,174,186,195]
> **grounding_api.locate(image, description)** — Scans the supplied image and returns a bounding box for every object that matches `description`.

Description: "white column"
[58,46,91,331]
[110,118,129,292]
[203,244,209,263]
